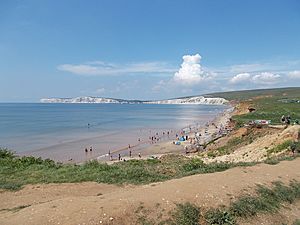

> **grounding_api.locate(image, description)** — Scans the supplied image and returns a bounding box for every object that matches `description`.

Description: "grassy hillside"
[207,87,300,101]
[210,87,300,126]
[1,148,298,191]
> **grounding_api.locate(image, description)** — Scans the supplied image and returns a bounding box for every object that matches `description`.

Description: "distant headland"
[40,96,228,105]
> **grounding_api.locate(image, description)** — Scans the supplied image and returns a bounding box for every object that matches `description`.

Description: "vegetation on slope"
[204,180,300,225]
[136,181,300,225]
[218,87,300,126]
[1,148,298,191]
[0,149,255,190]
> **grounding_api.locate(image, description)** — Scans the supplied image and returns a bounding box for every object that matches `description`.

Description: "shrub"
[267,140,293,155]
[171,203,200,225]
[205,208,236,225]
[181,158,204,172]
[0,148,15,159]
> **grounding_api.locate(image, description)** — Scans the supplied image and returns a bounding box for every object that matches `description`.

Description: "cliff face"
[40,96,228,105]
[40,97,121,104]
[147,96,228,105]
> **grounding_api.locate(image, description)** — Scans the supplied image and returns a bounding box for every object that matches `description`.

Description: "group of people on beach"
[281,115,292,125]
[109,149,142,161]
[148,130,172,144]
[84,146,93,153]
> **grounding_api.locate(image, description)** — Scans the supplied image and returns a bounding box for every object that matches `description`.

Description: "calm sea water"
[0,103,227,162]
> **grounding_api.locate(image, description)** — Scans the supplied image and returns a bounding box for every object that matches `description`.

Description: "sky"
[1,0,300,102]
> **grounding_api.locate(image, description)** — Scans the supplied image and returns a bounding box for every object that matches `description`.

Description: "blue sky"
[1,0,300,102]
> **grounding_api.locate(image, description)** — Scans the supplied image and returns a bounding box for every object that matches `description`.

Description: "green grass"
[209,87,300,101]
[210,87,300,127]
[293,219,300,225]
[205,208,236,225]
[1,148,299,191]
[267,140,293,155]
[170,203,200,225]
[206,130,264,158]
[0,149,264,190]
[207,137,243,158]
[204,180,300,224]
[264,155,296,165]
[233,95,300,127]
[147,180,300,225]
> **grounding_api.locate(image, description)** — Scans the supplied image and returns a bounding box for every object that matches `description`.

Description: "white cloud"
[229,72,281,86]
[252,72,280,84]
[57,61,176,76]
[229,73,251,84]
[172,54,212,86]
[288,70,300,79]
[57,64,100,75]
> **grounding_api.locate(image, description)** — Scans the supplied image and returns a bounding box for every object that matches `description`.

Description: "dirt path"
[1,158,300,225]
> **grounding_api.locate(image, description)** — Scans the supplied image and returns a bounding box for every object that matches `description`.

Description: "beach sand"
[102,106,235,163]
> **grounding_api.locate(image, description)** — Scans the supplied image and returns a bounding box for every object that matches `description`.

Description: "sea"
[0,103,227,162]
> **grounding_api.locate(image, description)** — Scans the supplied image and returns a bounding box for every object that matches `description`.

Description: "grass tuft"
[171,202,200,225]
[204,181,300,224]
[205,208,236,225]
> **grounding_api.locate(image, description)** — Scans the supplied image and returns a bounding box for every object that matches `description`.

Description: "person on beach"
[85,148,88,153]
[281,115,286,124]
[118,154,121,161]
[286,115,291,124]
[129,150,132,158]
[90,146,93,152]
[138,153,141,158]
[290,142,297,156]
[128,144,131,149]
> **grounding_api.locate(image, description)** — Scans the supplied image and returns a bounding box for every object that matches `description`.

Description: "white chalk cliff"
[40,96,228,105]
[147,96,228,105]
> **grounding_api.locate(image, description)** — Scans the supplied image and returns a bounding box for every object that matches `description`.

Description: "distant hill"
[41,87,300,105]
[40,96,228,105]
[206,87,300,101]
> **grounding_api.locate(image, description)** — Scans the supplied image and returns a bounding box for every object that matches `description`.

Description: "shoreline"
[95,105,236,164]
[13,104,233,164]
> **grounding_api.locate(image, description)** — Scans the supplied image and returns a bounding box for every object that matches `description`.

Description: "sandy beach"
[4,104,227,164]
[101,106,235,164]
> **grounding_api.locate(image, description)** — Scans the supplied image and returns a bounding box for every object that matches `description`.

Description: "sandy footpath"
[1,158,300,225]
